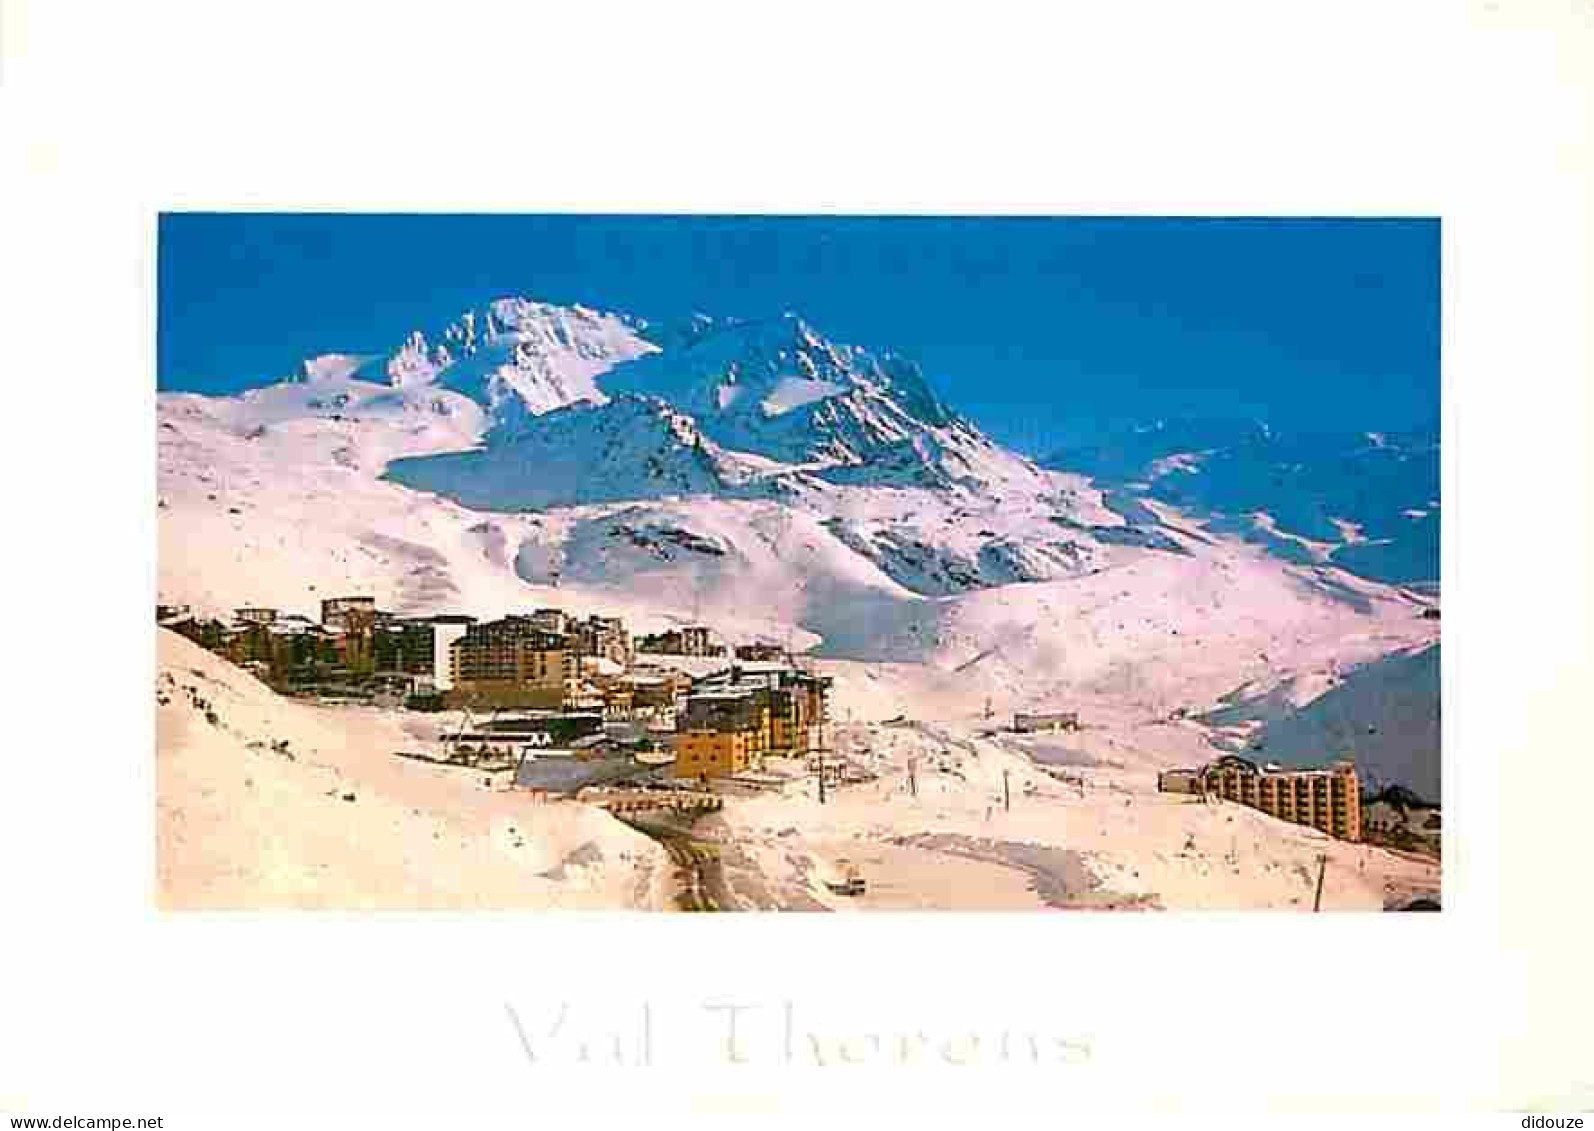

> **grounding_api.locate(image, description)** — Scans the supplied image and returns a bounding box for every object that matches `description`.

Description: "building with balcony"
[674,727,760,780]
[1200,754,1362,842]
[445,616,574,709]
[574,614,631,666]
[671,663,833,778]
[426,615,476,691]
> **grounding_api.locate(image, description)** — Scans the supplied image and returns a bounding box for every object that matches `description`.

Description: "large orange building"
[670,664,832,779]
[674,728,761,779]
[1200,754,1362,841]
[689,664,830,753]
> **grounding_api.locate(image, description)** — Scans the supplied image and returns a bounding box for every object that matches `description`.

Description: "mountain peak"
[275,296,1013,500]
[596,312,969,465]
[367,297,657,423]
[291,353,381,385]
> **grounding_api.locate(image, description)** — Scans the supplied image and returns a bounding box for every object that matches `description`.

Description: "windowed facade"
[1201,756,1362,841]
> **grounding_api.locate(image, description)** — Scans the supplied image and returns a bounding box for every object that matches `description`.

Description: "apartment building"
[372,618,443,677]
[445,616,575,709]
[675,727,760,780]
[426,614,476,691]
[693,665,830,749]
[637,625,722,657]
[671,664,833,778]
[574,614,632,666]
[1156,767,1202,794]
[1200,754,1362,842]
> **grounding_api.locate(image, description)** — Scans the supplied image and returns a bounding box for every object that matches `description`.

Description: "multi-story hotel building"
[444,616,574,709]
[671,664,832,779]
[1199,754,1362,842]
[674,727,762,779]
[574,614,632,666]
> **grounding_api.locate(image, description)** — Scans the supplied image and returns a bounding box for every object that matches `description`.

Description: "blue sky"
[158,214,1438,453]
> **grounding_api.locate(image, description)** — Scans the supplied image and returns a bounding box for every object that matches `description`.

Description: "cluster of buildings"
[635,625,722,657]
[673,662,833,780]
[163,599,477,700]
[1158,754,1363,842]
[159,596,834,782]
[629,629,790,664]
[447,661,835,786]
[159,598,720,711]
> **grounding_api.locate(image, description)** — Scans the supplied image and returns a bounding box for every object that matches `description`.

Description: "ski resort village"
[157,296,1442,912]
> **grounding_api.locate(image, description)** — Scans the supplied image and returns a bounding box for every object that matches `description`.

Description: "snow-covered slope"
[375,306,1113,593]
[598,312,1048,496]
[1200,642,1441,800]
[1045,419,1440,586]
[385,395,777,511]
[159,374,488,475]
[156,628,667,909]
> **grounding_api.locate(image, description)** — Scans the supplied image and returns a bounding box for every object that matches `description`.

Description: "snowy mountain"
[376,306,1089,593]
[293,297,657,434]
[1044,420,1440,587]
[385,394,779,511]
[268,302,1050,502]
[1199,642,1440,801]
[158,294,1441,794]
[599,312,991,471]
